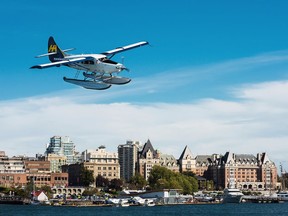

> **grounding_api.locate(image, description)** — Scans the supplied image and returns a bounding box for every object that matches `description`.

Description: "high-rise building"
[118,140,141,182]
[45,136,77,165]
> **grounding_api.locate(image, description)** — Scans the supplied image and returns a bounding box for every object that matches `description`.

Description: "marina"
[1,202,288,216]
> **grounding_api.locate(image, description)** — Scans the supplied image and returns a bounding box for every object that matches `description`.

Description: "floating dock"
[242,195,284,203]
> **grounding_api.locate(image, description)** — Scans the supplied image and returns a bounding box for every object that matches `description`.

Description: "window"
[83,60,94,65]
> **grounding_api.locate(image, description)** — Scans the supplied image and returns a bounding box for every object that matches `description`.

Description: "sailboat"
[30,177,40,205]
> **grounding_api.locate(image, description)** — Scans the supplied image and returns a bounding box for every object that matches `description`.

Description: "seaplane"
[30,37,149,90]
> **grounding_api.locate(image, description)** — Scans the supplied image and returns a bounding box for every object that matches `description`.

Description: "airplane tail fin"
[48,36,66,62]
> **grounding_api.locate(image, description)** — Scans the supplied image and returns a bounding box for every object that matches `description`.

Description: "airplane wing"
[101,41,149,57]
[30,57,89,69]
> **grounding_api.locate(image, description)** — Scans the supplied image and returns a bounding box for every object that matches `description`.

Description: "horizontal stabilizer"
[35,52,57,58]
[63,77,111,90]
[35,48,75,58]
[62,48,75,52]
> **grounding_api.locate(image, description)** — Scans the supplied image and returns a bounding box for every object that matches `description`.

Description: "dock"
[242,195,284,203]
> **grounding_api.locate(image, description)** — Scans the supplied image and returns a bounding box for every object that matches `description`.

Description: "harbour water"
[1,203,288,216]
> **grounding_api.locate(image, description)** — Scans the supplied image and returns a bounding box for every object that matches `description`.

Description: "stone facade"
[211,152,278,190]
[137,140,161,180]
[82,146,120,181]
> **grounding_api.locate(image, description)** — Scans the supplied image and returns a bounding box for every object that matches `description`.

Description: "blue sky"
[1,1,288,171]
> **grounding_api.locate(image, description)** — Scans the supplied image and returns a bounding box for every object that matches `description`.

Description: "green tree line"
[148,166,198,194]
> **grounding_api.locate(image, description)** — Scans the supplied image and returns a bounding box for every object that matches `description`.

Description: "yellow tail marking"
[48,45,57,53]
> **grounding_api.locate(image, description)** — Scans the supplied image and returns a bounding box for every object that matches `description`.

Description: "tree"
[148,166,198,194]
[96,174,109,188]
[148,166,174,188]
[0,186,9,194]
[182,171,196,178]
[109,179,123,191]
[80,167,94,187]
[129,173,147,189]
[82,188,98,196]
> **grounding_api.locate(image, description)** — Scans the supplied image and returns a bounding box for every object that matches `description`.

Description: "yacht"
[277,191,288,201]
[222,188,243,203]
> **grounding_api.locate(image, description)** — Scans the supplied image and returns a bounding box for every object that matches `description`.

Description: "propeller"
[121,56,130,71]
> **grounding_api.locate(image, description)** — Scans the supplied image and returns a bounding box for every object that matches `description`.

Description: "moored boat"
[277,191,288,201]
[222,188,243,203]
[0,196,24,205]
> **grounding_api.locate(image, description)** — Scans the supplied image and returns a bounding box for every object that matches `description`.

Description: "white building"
[0,156,25,174]
[82,146,120,181]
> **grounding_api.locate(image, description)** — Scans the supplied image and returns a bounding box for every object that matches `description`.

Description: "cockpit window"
[100,58,117,65]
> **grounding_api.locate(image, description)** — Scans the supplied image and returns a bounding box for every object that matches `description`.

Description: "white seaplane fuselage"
[63,54,125,74]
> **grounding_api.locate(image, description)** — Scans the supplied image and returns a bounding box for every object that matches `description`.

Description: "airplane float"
[30,37,149,90]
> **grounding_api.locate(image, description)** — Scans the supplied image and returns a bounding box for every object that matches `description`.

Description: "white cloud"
[1,51,288,170]
[0,80,287,167]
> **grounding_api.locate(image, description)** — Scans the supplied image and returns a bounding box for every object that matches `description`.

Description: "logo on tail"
[48,45,57,53]
[48,36,65,62]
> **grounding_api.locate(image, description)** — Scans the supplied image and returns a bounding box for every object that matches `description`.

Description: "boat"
[194,194,214,202]
[119,199,130,207]
[144,199,155,207]
[107,198,129,207]
[277,191,288,201]
[222,188,243,203]
[130,196,155,206]
[0,196,24,205]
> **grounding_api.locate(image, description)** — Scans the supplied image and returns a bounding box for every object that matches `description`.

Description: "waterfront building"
[177,147,278,191]
[137,140,161,180]
[63,146,120,187]
[212,152,278,190]
[24,160,50,173]
[82,146,120,181]
[46,153,67,173]
[0,173,27,187]
[0,156,25,174]
[159,154,179,173]
[178,146,213,177]
[258,152,278,190]
[27,172,68,188]
[0,151,69,188]
[118,140,141,182]
[195,155,214,177]
[0,172,68,188]
[178,145,196,173]
[45,136,78,165]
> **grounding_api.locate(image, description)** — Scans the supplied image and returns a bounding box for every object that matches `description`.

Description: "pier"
[242,195,284,203]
